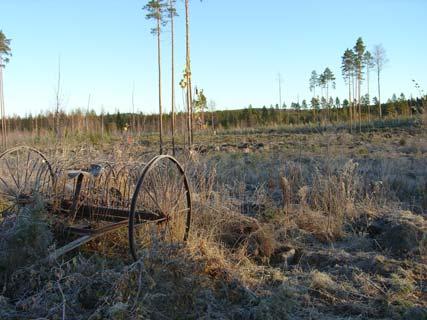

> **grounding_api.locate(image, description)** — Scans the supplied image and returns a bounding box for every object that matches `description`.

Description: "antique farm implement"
[0,146,192,261]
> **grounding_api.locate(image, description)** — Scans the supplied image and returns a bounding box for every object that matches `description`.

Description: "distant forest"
[2,95,425,138]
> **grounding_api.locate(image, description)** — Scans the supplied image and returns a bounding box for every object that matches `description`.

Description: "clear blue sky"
[1,0,426,116]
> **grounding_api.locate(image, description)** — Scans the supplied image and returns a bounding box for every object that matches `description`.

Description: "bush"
[0,204,52,277]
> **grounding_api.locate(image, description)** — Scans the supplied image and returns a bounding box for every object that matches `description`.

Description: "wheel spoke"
[142,185,163,214]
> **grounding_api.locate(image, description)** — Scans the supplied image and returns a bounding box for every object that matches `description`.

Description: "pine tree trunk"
[349,77,352,133]
[185,0,193,147]
[358,69,361,133]
[367,67,371,123]
[378,68,382,118]
[326,84,329,122]
[55,61,62,139]
[170,0,176,156]
[157,17,164,154]
[101,112,104,138]
[0,57,7,150]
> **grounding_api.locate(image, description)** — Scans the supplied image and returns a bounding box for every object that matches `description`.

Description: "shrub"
[0,203,52,277]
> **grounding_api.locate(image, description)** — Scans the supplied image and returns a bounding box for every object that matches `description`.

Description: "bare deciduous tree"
[373,44,388,118]
[54,56,63,139]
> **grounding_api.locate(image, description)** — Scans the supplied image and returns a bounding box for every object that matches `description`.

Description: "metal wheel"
[129,155,192,261]
[0,146,55,216]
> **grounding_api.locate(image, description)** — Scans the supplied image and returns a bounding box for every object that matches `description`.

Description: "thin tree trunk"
[132,82,136,135]
[170,0,176,156]
[185,0,193,148]
[157,17,164,154]
[0,57,6,150]
[367,66,371,123]
[86,95,90,133]
[55,58,62,139]
[377,67,382,118]
[189,77,194,143]
[101,108,104,139]
[358,70,361,133]
[348,76,352,133]
[352,73,356,129]
[326,84,332,122]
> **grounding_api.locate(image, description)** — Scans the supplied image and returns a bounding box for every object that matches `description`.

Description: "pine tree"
[309,70,318,98]
[144,0,168,154]
[373,44,388,118]
[0,30,11,150]
[168,0,178,155]
[322,67,336,122]
[363,50,375,122]
[354,37,366,131]
[342,48,355,132]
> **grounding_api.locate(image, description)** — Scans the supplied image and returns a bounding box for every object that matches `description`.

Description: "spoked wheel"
[0,146,55,216]
[129,155,192,261]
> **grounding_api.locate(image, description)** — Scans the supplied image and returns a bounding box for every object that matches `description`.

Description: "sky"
[0,0,427,117]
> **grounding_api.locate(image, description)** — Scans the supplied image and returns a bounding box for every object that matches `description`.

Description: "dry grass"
[0,126,426,319]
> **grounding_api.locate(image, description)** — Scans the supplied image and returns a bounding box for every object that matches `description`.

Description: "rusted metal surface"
[0,146,192,261]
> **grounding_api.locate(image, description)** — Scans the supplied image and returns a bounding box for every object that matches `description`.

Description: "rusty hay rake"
[0,146,192,261]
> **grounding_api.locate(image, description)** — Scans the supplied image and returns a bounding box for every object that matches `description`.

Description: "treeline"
[2,95,424,136]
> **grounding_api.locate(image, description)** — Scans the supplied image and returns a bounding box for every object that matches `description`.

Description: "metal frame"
[0,146,192,261]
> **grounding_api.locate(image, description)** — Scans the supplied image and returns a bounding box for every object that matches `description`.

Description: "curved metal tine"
[123,169,135,208]
[116,165,134,209]
[23,148,32,192]
[88,176,98,221]
[1,203,18,217]
[43,166,53,195]
[0,190,16,201]
[93,169,103,213]
[16,149,23,193]
[120,169,130,209]
[34,162,49,193]
[3,157,19,191]
[0,176,17,197]
[24,155,42,194]
[100,166,114,217]
[128,168,140,205]
[100,164,113,207]
[37,166,49,196]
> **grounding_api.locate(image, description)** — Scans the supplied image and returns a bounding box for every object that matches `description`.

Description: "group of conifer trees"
[309,37,391,132]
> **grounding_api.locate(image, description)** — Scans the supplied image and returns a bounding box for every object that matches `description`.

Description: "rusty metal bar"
[70,173,84,220]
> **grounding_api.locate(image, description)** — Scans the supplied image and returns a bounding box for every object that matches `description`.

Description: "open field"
[2,1,427,318]
[0,123,426,320]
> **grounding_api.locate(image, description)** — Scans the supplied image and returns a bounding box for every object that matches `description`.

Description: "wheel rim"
[129,155,192,261]
[0,146,55,216]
